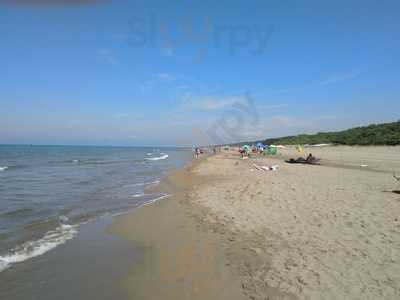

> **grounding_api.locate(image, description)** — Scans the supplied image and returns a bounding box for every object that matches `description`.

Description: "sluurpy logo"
[126,13,274,63]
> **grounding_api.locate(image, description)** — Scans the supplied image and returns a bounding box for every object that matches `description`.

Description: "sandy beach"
[111,146,400,300]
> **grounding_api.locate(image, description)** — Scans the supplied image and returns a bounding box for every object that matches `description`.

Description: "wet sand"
[109,159,244,299]
[0,216,138,300]
[110,146,400,300]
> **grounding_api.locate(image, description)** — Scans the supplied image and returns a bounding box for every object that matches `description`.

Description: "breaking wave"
[0,224,78,272]
[145,154,168,161]
[130,180,160,187]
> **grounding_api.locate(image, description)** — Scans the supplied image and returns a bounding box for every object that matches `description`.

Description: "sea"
[0,145,193,299]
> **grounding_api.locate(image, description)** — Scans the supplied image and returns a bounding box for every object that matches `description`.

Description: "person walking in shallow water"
[195,147,200,159]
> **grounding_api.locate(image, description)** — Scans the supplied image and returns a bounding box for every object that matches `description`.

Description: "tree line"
[262,121,400,146]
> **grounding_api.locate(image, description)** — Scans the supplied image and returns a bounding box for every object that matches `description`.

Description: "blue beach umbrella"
[256,142,264,149]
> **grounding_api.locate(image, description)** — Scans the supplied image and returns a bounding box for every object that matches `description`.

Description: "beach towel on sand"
[253,164,279,171]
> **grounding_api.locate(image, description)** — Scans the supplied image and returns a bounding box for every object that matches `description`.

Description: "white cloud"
[98,49,118,65]
[187,96,246,110]
[257,103,289,111]
[268,115,312,127]
[157,73,174,81]
[319,70,361,86]
[222,115,316,142]
[136,72,177,93]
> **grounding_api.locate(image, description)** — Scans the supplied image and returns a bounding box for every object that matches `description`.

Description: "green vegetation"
[262,121,400,146]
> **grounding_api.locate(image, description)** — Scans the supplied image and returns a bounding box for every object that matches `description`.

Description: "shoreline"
[110,146,400,299]
[0,146,195,300]
[109,156,244,299]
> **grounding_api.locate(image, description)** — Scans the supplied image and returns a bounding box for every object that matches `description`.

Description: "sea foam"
[132,193,144,198]
[145,154,168,161]
[0,224,78,272]
[130,180,160,187]
[141,194,170,206]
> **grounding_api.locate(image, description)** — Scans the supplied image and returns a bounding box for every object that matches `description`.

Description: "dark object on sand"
[394,174,400,182]
[285,153,321,165]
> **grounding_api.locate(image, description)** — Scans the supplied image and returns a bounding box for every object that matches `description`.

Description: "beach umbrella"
[267,146,277,155]
[242,144,250,150]
[256,142,264,149]
[296,145,304,154]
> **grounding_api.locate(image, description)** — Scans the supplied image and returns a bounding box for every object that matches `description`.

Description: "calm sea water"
[0,145,193,272]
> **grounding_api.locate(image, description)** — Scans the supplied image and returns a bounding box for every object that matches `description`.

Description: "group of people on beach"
[239,148,249,158]
[238,144,320,165]
[239,145,270,159]
[194,146,222,159]
[196,144,320,166]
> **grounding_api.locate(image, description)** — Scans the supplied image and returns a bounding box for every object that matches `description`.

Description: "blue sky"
[1,0,399,146]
